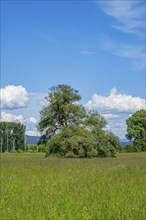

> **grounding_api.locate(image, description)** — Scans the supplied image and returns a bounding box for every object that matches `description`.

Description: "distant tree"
[124,144,139,153]
[0,122,26,152]
[126,110,146,151]
[38,84,120,157]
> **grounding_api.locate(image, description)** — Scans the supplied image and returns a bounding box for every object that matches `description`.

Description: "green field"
[0,153,146,220]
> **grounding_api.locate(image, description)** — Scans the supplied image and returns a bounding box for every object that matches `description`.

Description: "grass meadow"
[0,152,146,220]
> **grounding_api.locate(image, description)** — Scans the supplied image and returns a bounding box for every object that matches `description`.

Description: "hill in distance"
[25,135,40,145]
[25,135,132,146]
[120,138,133,146]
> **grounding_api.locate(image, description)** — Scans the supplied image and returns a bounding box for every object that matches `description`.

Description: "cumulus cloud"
[26,117,37,124]
[0,85,29,109]
[0,112,37,125]
[85,88,145,113]
[0,112,39,136]
[0,112,24,123]
[25,130,39,136]
[27,117,37,124]
[102,113,119,120]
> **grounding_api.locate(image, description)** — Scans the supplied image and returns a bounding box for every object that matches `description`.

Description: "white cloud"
[26,130,39,136]
[114,121,126,128]
[108,120,127,139]
[100,0,145,35]
[103,124,111,131]
[85,88,145,113]
[27,117,37,124]
[0,111,37,126]
[113,44,144,59]
[0,85,29,109]
[98,1,145,70]
[99,35,145,70]
[102,113,119,120]
[0,112,24,123]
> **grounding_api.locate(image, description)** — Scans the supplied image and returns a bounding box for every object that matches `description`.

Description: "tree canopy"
[38,84,85,141]
[0,122,26,152]
[38,84,120,157]
[126,109,146,151]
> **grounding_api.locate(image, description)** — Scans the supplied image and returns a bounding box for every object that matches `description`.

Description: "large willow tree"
[38,84,120,157]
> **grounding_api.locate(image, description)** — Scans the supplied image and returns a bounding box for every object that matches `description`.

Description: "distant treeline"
[0,122,25,152]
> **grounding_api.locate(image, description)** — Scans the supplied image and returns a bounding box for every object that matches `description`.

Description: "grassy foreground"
[0,153,145,220]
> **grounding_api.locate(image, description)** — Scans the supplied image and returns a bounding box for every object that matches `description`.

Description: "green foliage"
[123,144,139,153]
[39,84,120,157]
[1,153,145,220]
[46,126,96,158]
[27,145,37,153]
[17,149,24,153]
[37,144,47,152]
[105,131,120,151]
[0,122,26,152]
[97,137,116,157]
[83,111,107,129]
[38,84,86,143]
[46,125,119,158]
[27,144,47,153]
[126,110,146,151]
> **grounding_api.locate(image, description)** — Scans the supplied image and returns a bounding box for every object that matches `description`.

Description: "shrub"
[97,139,116,157]
[124,144,139,152]
[38,145,47,153]
[86,148,98,158]
[46,126,95,158]
[26,144,47,153]
[17,149,24,153]
[65,151,76,158]
[46,125,118,158]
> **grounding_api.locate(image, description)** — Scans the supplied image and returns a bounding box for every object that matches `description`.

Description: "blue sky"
[1,0,145,138]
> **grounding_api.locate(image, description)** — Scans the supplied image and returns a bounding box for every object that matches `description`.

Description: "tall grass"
[0,153,145,220]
